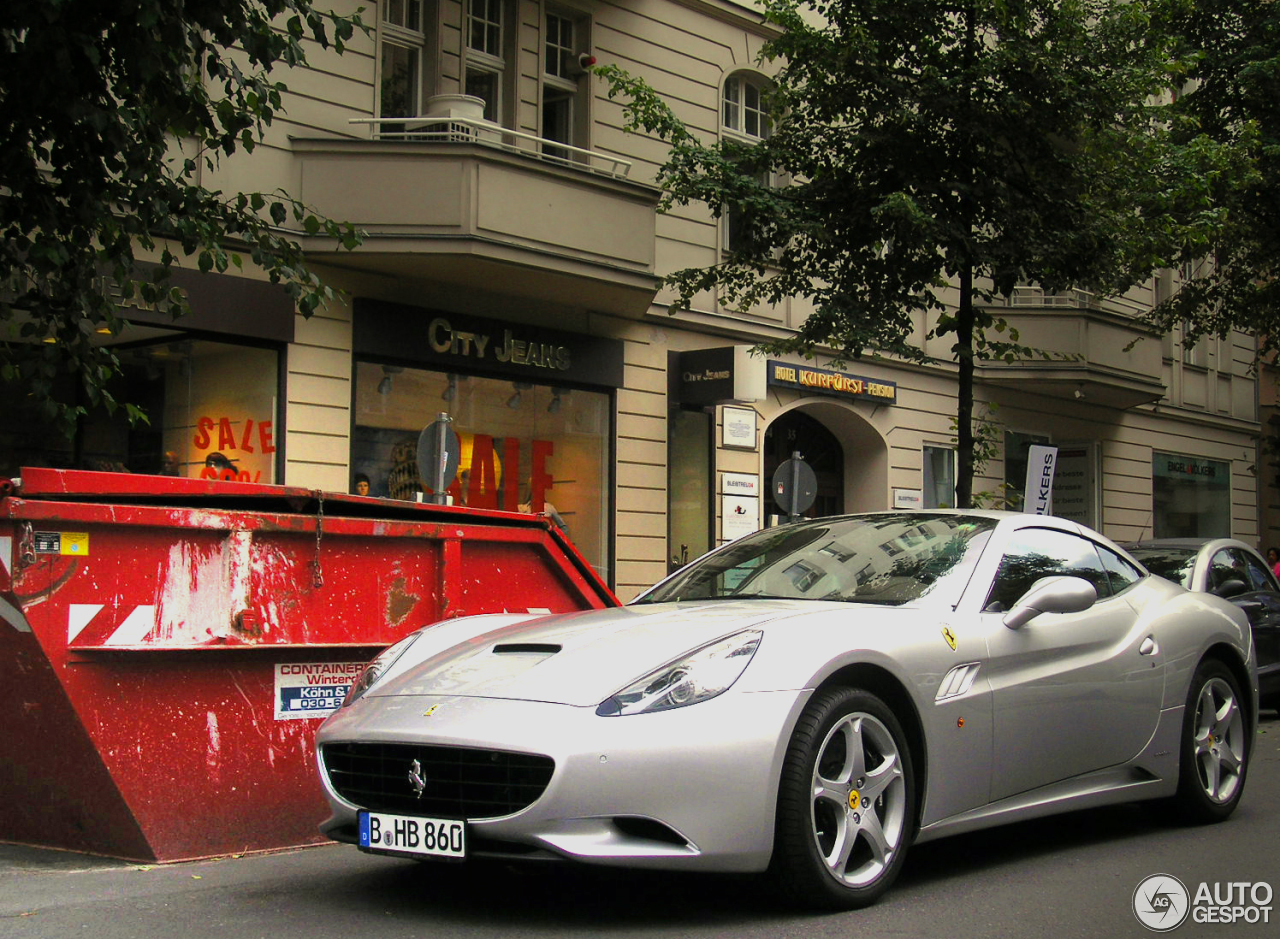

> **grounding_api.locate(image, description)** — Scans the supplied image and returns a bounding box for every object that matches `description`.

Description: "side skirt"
[915,704,1184,845]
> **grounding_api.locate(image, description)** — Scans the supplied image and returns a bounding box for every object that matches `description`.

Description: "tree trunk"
[955,264,976,508]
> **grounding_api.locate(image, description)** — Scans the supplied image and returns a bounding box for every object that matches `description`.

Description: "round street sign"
[417,415,460,498]
[772,457,817,516]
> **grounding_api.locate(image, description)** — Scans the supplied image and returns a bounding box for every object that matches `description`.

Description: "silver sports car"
[315,511,1258,909]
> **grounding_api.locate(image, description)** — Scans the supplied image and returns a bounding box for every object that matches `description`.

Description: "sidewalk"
[0,841,133,871]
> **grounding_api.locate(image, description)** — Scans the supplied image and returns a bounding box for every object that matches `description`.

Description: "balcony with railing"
[291,98,661,316]
[979,289,1166,409]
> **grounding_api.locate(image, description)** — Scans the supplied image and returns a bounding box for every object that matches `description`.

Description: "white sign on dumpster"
[274,662,366,720]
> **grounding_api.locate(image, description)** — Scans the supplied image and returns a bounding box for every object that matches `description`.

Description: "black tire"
[770,687,916,910]
[1169,658,1249,823]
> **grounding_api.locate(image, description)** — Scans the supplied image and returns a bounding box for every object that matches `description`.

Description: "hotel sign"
[767,360,897,404]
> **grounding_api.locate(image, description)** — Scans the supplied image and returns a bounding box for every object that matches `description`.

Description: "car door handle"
[1139,636,1159,656]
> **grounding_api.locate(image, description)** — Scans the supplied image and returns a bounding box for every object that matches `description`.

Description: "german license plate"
[358,810,466,859]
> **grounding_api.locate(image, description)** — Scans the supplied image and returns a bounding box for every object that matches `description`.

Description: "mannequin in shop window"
[203,451,237,481]
[352,473,370,496]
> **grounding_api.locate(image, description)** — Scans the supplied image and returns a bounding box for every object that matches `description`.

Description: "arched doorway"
[764,409,844,518]
[763,402,890,518]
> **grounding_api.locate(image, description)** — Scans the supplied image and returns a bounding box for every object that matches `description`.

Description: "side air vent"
[936,662,981,701]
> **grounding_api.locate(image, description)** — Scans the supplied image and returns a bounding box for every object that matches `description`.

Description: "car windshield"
[633,514,998,606]
[1126,547,1196,588]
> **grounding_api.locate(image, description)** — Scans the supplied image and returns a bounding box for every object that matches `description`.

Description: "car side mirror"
[1212,578,1248,600]
[1003,575,1098,630]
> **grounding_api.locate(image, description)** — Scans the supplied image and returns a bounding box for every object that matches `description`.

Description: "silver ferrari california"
[315,511,1258,909]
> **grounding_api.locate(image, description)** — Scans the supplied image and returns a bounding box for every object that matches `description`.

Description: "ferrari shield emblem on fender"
[941,626,957,651]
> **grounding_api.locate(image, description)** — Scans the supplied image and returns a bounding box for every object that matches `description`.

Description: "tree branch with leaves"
[597,0,1232,506]
[1,0,366,435]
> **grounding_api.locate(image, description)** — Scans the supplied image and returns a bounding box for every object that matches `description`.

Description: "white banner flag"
[1024,445,1059,515]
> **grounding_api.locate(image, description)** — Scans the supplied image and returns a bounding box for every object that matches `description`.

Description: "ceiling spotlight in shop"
[378,364,404,395]
[442,374,458,402]
[548,389,564,413]
[507,381,534,409]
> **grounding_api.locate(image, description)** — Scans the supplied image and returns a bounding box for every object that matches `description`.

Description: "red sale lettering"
[191,417,276,455]
[193,416,214,449]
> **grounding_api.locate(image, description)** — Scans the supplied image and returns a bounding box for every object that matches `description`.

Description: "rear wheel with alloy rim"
[770,687,915,909]
[1170,659,1249,823]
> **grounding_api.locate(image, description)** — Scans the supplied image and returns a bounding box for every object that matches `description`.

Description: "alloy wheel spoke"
[824,815,855,875]
[862,751,901,802]
[841,717,869,784]
[1200,749,1222,796]
[1212,695,1238,739]
[813,779,847,806]
[813,718,861,803]
[1217,745,1243,777]
[1193,730,1214,758]
[858,806,891,866]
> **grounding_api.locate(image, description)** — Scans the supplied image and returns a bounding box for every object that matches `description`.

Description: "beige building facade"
[3,0,1264,599]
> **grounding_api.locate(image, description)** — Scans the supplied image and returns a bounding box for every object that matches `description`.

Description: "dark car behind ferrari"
[1125,537,1279,709]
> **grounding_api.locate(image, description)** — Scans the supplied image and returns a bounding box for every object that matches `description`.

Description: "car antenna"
[1136,511,1153,542]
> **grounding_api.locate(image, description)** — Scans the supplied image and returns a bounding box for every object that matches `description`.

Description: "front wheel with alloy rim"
[770,687,916,909]
[1170,659,1250,823]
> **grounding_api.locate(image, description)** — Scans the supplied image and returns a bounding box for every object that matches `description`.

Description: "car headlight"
[342,632,421,708]
[596,629,762,716]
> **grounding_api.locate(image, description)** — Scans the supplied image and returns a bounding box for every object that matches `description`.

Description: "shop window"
[380,0,427,122]
[0,339,280,482]
[923,445,955,508]
[668,408,713,573]
[1152,453,1230,538]
[352,363,612,581]
[466,0,507,123]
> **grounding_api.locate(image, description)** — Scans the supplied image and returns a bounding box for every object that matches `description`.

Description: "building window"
[352,363,613,582]
[380,0,426,120]
[723,73,770,140]
[1152,452,1230,538]
[468,0,502,56]
[722,72,773,255]
[542,89,573,159]
[542,11,587,162]
[724,171,762,255]
[0,339,281,482]
[1182,324,1210,368]
[466,0,505,122]
[923,446,955,508]
[545,12,576,81]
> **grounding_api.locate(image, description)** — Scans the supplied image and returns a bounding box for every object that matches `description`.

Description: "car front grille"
[321,742,555,819]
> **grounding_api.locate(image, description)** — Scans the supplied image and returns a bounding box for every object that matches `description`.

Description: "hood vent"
[491,643,562,655]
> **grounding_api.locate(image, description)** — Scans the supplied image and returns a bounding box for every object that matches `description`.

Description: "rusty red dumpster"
[0,467,617,862]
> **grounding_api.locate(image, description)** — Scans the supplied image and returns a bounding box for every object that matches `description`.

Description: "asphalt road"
[3,713,1278,939]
